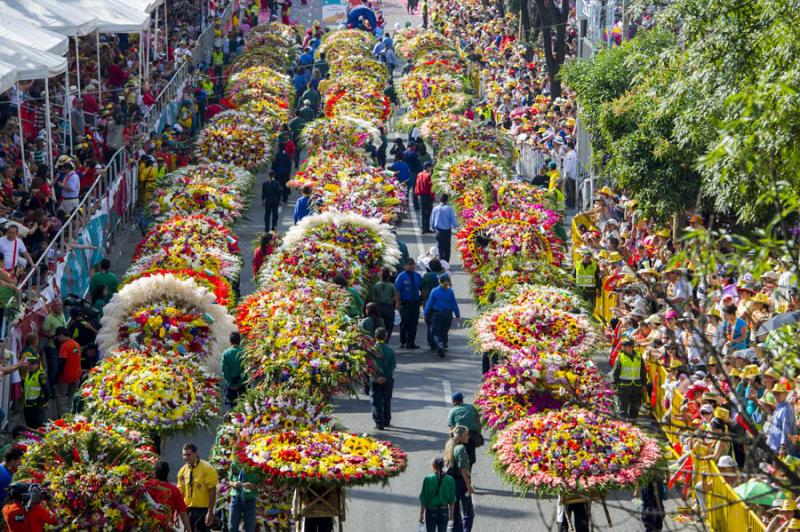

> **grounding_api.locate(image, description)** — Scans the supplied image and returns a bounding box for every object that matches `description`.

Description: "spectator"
[55,327,81,415]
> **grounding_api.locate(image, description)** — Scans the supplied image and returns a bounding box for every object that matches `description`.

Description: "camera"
[7,483,51,510]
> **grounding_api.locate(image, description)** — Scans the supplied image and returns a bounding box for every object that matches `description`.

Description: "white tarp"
[0,15,70,55]
[0,0,97,37]
[60,0,151,33]
[0,36,67,80]
[127,0,165,14]
[0,59,17,95]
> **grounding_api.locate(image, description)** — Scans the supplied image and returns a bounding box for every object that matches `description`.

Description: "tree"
[533,0,570,99]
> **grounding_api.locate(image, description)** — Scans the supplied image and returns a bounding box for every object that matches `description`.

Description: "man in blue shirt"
[293,69,308,94]
[395,259,423,349]
[299,48,314,66]
[390,155,411,192]
[0,448,23,503]
[767,383,797,456]
[430,193,459,262]
[424,274,461,357]
[403,145,421,210]
[294,186,313,224]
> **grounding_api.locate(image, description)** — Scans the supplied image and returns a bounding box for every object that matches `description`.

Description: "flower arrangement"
[475,351,614,431]
[432,153,510,196]
[81,350,220,435]
[290,152,364,190]
[97,274,236,370]
[499,284,584,313]
[456,180,547,222]
[437,137,513,164]
[324,76,392,125]
[316,29,375,62]
[124,268,235,310]
[260,239,366,290]
[14,418,159,530]
[148,182,245,226]
[396,91,471,131]
[456,209,564,275]
[209,109,285,142]
[195,122,272,170]
[163,162,253,192]
[419,113,475,148]
[471,303,598,359]
[314,169,408,225]
[329,56,390,85]
[234,45,295,72]
[471,257,575,307]
[133,215,240,260]
[299,116,379,154]
[127,245,242,280]
[413,50,468,75]
[241,94,293,125]
[235,430,407,488]
[399,70,468,107]
[227,66,294,108]
[492,408,662,495]
[396,30,455,61]
[282,212,401,278]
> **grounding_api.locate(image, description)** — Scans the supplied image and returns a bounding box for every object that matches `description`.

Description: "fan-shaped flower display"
[260,239,366,289]
[195,122,272,170]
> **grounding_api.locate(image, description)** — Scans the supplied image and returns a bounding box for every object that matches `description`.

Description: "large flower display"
[316,29,375,62]
[471,303,598,359]
[399,70,468,107]
[227,66,294,107]
[493,408,662,495]
[125,268,235,310]
[471,257,575,307]
[457,209,564,274]
[260,239,366,289]
[396,30,455,61]
[195,122,272,170]
[97,274,236,370]
[324,76,392,125]
[14,418,159,530]
[299,116,379,154]
[127,245,242,280]
[476,351,614,431]
[81,351,220,435]
[456,180,548,222]
[148,182,245,225]
[235,430,407,488]
[329,56,389,85]
[500,284,584,313]
[163,162,253,192]
[134,215,240,259]
[432,153,510,196]
[209,109,284,142]
[282,212,401,278]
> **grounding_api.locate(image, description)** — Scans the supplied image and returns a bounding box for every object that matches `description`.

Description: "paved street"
[101,1,705,529]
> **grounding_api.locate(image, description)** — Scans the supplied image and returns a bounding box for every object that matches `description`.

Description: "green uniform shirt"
[359,316,381,337]
[89,271,120,300]
[230,461,261,501]
[454,443,470,472]
[395,239,409,272]
[418,473,456,508]
[376,343,396,379]
[447,404,481,433]
[421,271,439,299]
[370,281,397,305]
[42,312,67,348]
[346,287,364,320]
[221,346,245,387]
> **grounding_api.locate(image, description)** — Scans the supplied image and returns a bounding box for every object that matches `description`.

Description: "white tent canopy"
[128,0,165,15]
[0,0,97,37]
[0,15,70,56]
[60,0,151,33]
[0,60,17,95]
[0,36,67,80]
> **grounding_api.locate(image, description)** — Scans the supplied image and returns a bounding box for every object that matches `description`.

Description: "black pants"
[482,352,500,374]
[618,384,643,420]
[277,175,290,202]
[377,303,395,341]
[425,506,449,532]
[559,502,589,532]
[452,477,474,532]
[23,405,45,429]
[264,203,280,231]
[435,229,452,261]
[370,377,393,428]
[420,195,434,232]
[188,507,210,532]
[430,310,452,350]
[399,300,420,347]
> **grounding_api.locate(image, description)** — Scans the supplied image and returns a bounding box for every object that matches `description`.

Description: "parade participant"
[430,194,459,262]
[612,338,646,420]
[0,449,23,503]
[294,186,313,224]
[261,170,282,232]
[424,274,461,358]
[574,248,600,309]
[222,331,246,406]
[369,268,400,342]
[178,443,219,532]
[228,460,261,532]
[146,461,191,531]
[395,259,423,349]
[3,483,58,531]
[371,328,396,430]
[415,162,435,233]
[418,456,456,532]
[21,355,48,429]
[55,328,81,415]
[447,392,482,466]
[444,425,474,532]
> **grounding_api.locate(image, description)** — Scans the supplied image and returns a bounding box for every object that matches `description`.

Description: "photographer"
[2,484,57,531]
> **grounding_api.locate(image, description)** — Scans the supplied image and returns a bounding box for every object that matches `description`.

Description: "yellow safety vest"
[156,166,167,179]
[548,188,565,213]
[24,369,43,406]
[575,260,597,289]
[618,351,642,383]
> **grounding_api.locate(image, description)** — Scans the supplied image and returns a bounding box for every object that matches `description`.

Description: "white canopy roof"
[0,15,70,55]
[128,0,165,14]
[0,36,67,80]
[0,0,97,37]
[0,59,17,95]
[60,0,151,33]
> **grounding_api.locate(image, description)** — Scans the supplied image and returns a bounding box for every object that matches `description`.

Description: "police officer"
[613,338,646,420]
[574,248,600,309]
[21,356,49,429]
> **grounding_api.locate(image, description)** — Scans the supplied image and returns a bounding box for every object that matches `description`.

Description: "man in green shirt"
[334,274,363,320]
[228,460,260,532]
[221,332,245,406]
[41,298,67,397]
[371,328,396,430]
[88,259,120,304]
[447,392,482,466]
[369,267,400,341]
[420,258,443,304]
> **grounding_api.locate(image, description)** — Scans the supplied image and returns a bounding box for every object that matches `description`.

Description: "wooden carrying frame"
[293,486,346,532]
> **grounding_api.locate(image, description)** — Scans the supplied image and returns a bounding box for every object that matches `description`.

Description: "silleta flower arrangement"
[14,418,160,530]
[299,116,379,154]
[396,30,455,61]
[324,76,392,125]
[209,109,285,143]
[148,182,245,226]
[282,212,401,279]
[126,245,243,281]
[471,303,598,359]
[81,350,220,435]
[315,29,376,63]
[456,180,547,222]
[133,215,240,260]
[471,257,575,307]
[261,239,366,290]
[492,408,662,495]
[235,430,407,488]
[329,56,390,85]
[124,268,235,310]
[97,274,236,371]
[498,284,584,313]
[432,153,510,197]
[226,66,294,109]
[163,162,254,193]
[195,122,272,170]
[475,351,614,431]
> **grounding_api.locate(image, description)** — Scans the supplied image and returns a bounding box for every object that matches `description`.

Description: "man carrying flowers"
[613,338,646,420]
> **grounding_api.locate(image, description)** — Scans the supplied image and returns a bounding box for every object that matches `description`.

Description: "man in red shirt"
[146,461,191,530]
[55,327,82,413]
[414,161,435,233]
[3,484,58,531]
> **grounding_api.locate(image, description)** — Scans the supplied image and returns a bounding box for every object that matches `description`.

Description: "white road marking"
[442,379,452,406]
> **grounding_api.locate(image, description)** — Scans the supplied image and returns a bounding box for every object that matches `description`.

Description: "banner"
[323,0,347,26]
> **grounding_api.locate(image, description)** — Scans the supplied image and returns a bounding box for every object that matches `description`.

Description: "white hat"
[717,455,736,468]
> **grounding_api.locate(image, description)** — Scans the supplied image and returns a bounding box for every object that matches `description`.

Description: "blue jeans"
[452,477,474,532]
[430,310,452,350]
[229,496,257,532]
[425,506,449,532]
